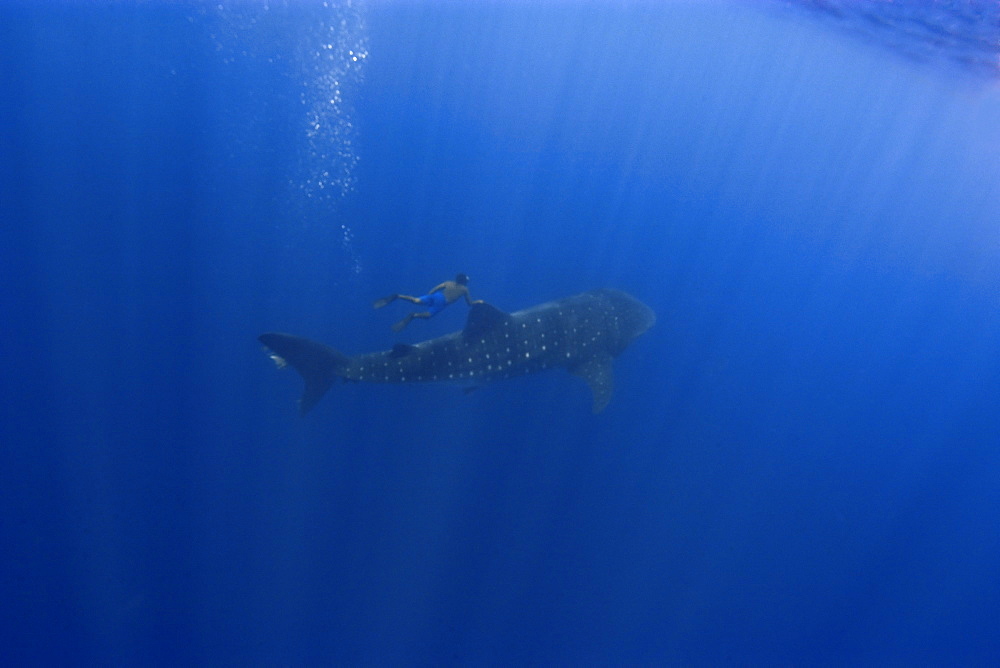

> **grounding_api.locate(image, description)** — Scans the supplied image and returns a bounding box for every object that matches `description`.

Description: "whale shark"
[259,288,654,415]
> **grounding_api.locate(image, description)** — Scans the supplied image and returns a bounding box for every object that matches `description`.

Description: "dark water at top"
[2,1,999,664]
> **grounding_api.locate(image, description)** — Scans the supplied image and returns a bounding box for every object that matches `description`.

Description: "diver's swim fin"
[373,294,398,309]
[391,314,412,332]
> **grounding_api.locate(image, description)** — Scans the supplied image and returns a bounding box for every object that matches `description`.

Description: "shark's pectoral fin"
[463,302,512,339]
[571,353,615,414]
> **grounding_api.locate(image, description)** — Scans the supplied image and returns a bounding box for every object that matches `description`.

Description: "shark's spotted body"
[260,289,654,415]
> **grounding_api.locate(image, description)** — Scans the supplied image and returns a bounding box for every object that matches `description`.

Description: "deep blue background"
[3,1,1000,664]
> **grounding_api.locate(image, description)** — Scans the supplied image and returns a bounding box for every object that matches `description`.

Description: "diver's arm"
[464,289,484,305]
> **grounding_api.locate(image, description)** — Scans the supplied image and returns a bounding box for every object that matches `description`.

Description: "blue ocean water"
[3,1,1000,664]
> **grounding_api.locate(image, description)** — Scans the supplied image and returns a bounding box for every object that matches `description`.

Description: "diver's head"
[455,273,469,285]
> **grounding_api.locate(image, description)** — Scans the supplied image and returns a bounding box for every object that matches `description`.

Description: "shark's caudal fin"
[259,332,349,415]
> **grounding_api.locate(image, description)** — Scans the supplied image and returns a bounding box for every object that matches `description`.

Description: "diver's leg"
[396,294,423,304]
[392,313,415,332]
[392,311,431,332]
[375,294,423,309]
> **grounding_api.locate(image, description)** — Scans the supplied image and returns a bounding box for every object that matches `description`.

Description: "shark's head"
[596,288,656,355]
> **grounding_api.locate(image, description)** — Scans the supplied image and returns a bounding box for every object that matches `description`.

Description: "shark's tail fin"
[259,332,350,415]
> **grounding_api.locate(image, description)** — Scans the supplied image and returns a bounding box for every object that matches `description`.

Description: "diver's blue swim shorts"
[418,292,448,315]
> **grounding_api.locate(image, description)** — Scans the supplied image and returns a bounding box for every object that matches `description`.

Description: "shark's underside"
[259,288,654,415]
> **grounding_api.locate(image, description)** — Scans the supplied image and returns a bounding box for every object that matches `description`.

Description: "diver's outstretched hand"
[373,294,398,309]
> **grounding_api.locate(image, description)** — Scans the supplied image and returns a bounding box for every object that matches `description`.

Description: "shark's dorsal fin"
[389,343,418,358]
[463,302,512,339]
[570,353,615,414]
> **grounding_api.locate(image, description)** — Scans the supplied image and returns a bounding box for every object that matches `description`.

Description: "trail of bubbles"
[297,5,368,276]
[209,1,367,277]
[297,4,368,203]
